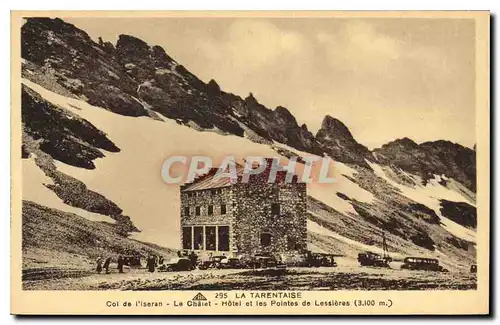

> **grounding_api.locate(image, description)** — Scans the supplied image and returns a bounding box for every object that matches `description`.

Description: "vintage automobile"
[401,257,448,272]
[357,252,391,267]
[160,257,194,272]
[218,257,246,269]
[244,254,286,269]
[307,253,338,267]
[197,255,227,270]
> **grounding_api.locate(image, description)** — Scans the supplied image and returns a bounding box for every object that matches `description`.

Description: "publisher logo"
[192,293,208,301]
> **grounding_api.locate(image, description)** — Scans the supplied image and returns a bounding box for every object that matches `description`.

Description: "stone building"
[179,161,307,258]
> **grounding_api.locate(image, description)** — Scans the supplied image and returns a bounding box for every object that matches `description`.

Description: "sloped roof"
[181,165,244,192]
[181,167,241,191]
[181,159,302,192]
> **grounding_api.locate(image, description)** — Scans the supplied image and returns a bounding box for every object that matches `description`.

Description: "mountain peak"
[384,137,419,149]
[274,106,296,123]
[151,45,175,66]
[319,115,353,140]
[206,79,221,95]
[374,137,476,192]
[315,115,372,167]
[244,92,259,105]
[116,34,149,50]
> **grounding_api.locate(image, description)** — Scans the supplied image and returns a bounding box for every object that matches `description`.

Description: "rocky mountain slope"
[22,201,174,275]
[373,138,476,192]
[19,17,477,271]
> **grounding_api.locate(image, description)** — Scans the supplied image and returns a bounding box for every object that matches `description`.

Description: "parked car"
[218,257,246,269]
[244,254,288,269]
[197,255,227,270]
[160,257,194,272]
[306,252,338,267]
[358,252,391,267]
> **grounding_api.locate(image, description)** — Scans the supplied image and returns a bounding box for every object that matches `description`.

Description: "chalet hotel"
[179,161,307,257]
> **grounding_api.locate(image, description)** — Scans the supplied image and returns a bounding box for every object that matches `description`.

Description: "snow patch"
[307,220,403,258]
[273,143,375,215]
[23,156,115,223]
[23,78,382,247]
[366,160,476,243]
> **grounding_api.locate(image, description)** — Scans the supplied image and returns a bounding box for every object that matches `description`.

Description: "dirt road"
[23,264,476,291]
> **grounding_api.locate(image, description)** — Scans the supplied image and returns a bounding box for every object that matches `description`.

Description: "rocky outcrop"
[22,85,119,169]
[373,138,476,191]
[314,116,373,167]
[440,199,477,229]
[420,141,476,192]
[21,18,147,117]
[21,18,244,135]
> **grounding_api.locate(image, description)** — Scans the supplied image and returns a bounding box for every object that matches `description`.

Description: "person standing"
[117,255,124,273]
[96,257,103,274]
[188,251,198,268]
[103,256,112,274]
[147,255,155,273]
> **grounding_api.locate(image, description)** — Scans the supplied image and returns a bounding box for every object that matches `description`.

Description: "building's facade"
[179,163,307,258]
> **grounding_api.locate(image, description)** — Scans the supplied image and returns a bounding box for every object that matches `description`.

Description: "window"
[220,204,227,215]
[194,226,203,250]
[184,207,190,216]
[182,227,192,249]
[195,206,201,216]
[287,237,299,250]
[205,226,216,250]
[260,233,272,247]
[208,205,213,215]
[218,226,230,251]
[271,203,280,216]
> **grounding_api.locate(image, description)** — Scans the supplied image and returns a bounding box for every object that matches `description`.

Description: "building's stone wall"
[179,173,307,258]
[179,186,238,252]
[232,180,307,257]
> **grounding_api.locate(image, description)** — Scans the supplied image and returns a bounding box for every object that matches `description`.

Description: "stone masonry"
[179,161,307,258]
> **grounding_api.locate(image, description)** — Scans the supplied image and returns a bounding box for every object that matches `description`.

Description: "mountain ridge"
[21,17,475,185]
[19,17,477,272]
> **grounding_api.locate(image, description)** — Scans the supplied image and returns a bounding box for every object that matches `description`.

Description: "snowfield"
[307,219,404,259]
[21,78,476,255]
[23,79,373,248]
[366,160,476,243]
[23,155,115,223]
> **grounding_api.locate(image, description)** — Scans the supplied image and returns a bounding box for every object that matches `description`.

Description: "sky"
[64,17,476,149]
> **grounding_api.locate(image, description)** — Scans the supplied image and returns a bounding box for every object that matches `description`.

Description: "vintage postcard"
[11,11,490,315]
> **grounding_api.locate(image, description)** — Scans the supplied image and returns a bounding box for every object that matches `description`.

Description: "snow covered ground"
[272,143,375,216]
[366,160,476,243]
[22,78,382,248]
[21,78,477,255]
[23,155,115,223]
[307,219,404,259]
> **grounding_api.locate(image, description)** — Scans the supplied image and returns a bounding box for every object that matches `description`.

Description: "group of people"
[95,251,202,274]
[95,256,113,274]
[145,255,164,273]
